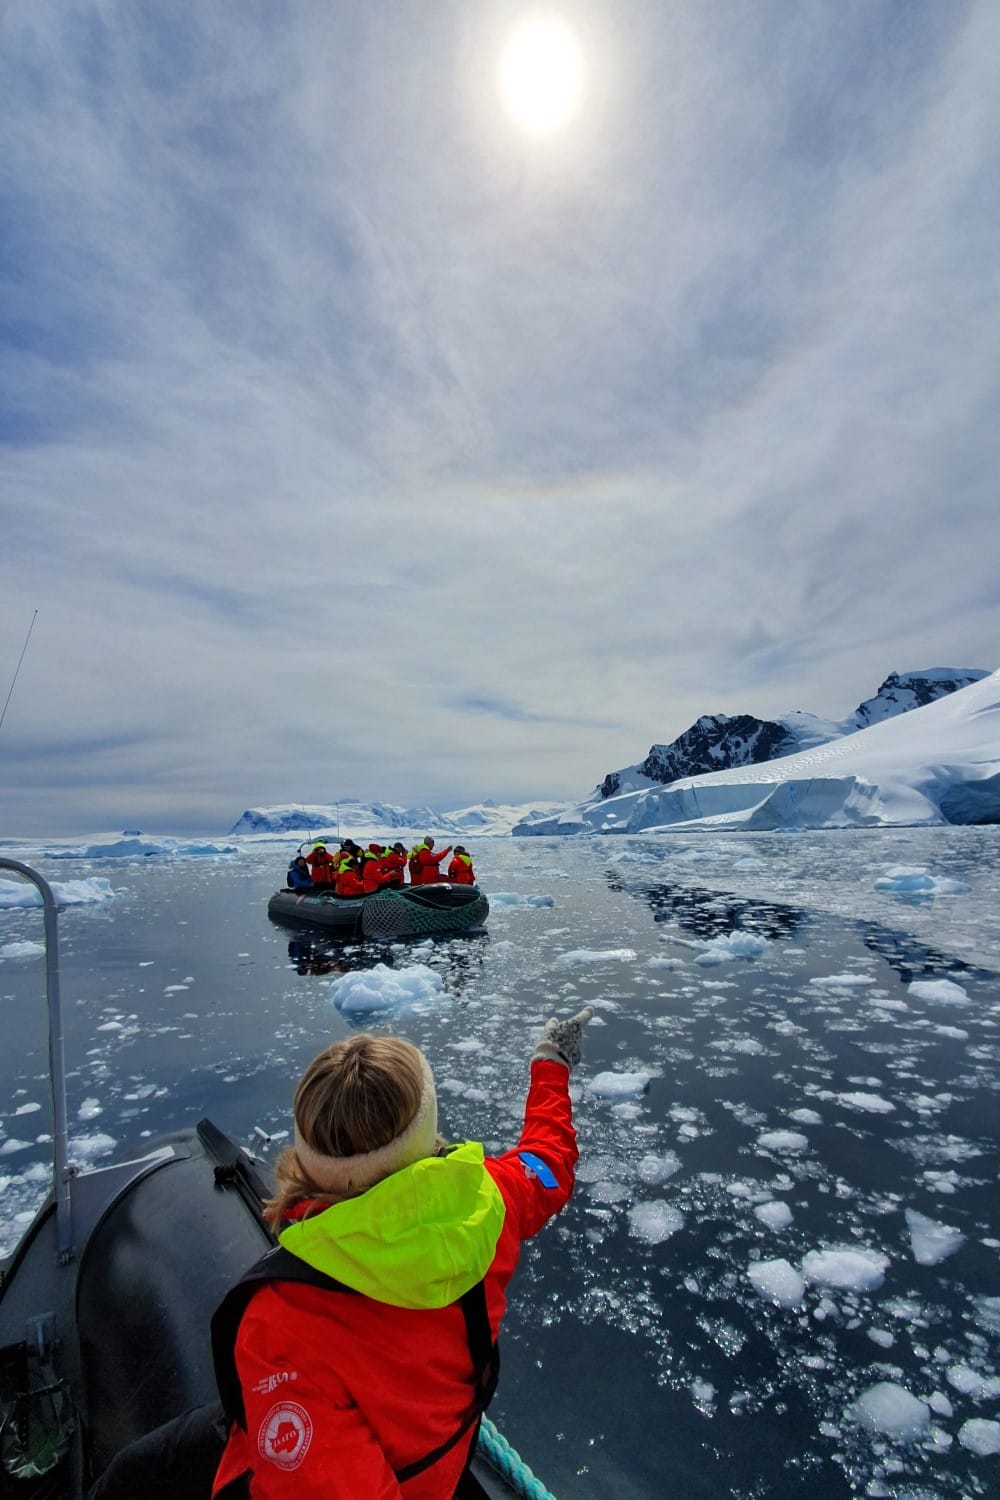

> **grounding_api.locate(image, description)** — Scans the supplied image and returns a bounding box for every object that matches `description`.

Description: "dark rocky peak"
[853,669,988,728]
[639,713,798,786]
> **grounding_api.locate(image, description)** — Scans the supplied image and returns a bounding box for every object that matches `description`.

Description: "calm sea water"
[2,829,999,1498]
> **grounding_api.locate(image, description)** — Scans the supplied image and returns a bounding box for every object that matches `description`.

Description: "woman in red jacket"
[211,1010,593,1499]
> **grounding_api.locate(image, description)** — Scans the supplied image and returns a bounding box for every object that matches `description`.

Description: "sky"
[2,1,998,836]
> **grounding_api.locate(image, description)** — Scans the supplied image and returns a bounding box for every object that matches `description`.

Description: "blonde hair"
[266,1034,428,1224]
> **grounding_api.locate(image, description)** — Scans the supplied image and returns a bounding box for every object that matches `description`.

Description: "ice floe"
[694,933,770,966]
[904,1208,965,1266]
[331,962,447,1019]
[44,837,237,859]
[627,1202,685,1243]
[557,948,637,964]
[756,1130,809,1154]
[0,877,116,908]
[849,1382,930,1441]
[588,1071,654,1099]
[487,892,555,908]
[958,1418,1000,1456]
[873,865,970,896]
[747,1258,805,1308]
[0,941,45,960]
[907,977,970,1006]
[801,1246,889,1291]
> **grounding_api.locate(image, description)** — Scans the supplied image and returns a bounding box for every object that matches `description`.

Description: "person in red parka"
[360,843,385,894]
[210,1010,594,1499]
[304,843,334,886]
[413,836,452,885]
[333,851,365,897]
[447,846,475,885]
[381,842,408,888]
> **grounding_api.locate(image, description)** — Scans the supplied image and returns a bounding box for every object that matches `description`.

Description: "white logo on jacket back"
[258,1400,313,1470]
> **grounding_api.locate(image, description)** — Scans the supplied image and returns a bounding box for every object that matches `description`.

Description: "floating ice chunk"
[13,1102,41,1115]
[838,1092,895,1114]
[754,1200,794,1230]
[0,1139,32,1155]
[96,1021,123,1032]
[972,1296,1000,1334]
[648,956,683,970]
[331,962,446,1018]
[946,1365,1000,1401]
[589,1071,653,1099]
[849,1382,930,1441]
[905,1208,965,1266]
[802,1247,889,1291]
[68,1133,117,1165]
[589,1180,630,1204]
[810,973,876,989]
[557,948,637,964]
[695,933,769,966]
[789,1108,823,1125]
[77,1099,102,1122]
[0,940,45,960]
[487,892,555,907]
[628,1202,684,1244]
[958,1419,1000,1456]
[747,1258,805,1308]
[636,1152,681,1184]
[867,1328,895,1348]
[874,866,970,896]
[756,1130,809,1154]
[907,978,970,1006]
[0,877,116,908]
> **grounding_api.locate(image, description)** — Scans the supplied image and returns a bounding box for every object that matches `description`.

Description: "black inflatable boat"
[0,859,536,1500]
[267,881,489,939]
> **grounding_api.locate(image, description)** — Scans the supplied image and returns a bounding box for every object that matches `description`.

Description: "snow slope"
[516,669,1000,835]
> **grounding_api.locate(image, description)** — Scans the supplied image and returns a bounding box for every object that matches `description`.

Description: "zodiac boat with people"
[0,859,545,1500]
[267,882,490,940]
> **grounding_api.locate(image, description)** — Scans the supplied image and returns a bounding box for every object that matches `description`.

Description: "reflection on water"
[1,832,998,1499]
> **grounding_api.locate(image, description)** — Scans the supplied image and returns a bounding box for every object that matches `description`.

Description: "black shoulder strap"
[395,1277,500,1484]
[211,1246,499,1486]
[211,1245,357,1430]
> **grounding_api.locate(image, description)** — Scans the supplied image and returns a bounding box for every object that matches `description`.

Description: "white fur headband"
[293,1053,438,1195]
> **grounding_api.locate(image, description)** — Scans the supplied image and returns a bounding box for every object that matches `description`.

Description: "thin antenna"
[0,609,38,733]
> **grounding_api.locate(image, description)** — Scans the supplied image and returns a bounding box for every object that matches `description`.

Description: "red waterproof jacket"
[381,850,406,887]
[361,850,384,894]
[414,846,451,885]
[447,855,475,885]
[305,848,334,886]
[334,861,365,898]
[211,1060,576,1499]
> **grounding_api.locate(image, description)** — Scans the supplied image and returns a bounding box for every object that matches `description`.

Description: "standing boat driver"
[304,843,334,887]
[447,847,476,885]
[286,856,314,892]
[414,836,453,885]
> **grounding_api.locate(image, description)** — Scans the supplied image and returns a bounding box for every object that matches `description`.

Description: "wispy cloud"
[2,1,998,833]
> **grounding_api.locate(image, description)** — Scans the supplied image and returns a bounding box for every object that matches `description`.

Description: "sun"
[499,15,585,134]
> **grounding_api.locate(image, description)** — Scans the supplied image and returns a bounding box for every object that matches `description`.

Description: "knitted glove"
[531,1006,595,1072]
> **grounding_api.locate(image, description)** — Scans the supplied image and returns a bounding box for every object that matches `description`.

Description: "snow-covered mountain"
[230,797,568,839]
[595,669,988,801]
[514,667,1000,835]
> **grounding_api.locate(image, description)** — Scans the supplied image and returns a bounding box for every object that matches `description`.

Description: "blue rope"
[476,1416,558,1500]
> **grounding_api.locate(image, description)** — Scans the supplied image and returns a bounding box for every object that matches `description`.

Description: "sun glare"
[500,15,585,134]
